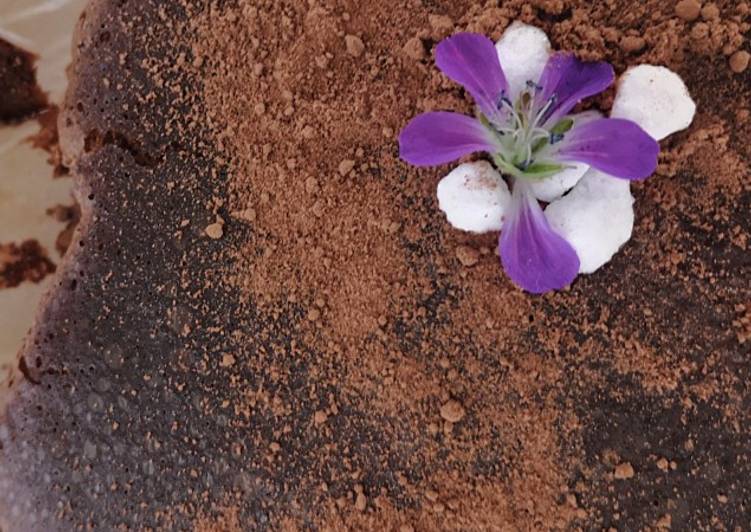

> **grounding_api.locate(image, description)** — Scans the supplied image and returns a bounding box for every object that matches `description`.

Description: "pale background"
[0,0,87,380]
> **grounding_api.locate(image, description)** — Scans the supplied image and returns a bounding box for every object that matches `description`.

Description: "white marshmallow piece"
[529,162,590,202]
[545,170,635,274]
[437,161,511,234]
[612,65,697,141]
[495,22,551,102]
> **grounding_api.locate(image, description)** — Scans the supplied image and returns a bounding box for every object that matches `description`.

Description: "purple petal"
[500,182,580,294]
[399,112,500,167]
[537,53,614,124]
[435,33,509,123]
[555,118,659,181]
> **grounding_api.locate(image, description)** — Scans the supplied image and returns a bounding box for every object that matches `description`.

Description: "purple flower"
[399,30,663,294]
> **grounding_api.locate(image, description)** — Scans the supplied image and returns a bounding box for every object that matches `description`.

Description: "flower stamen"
[487,84,565,174]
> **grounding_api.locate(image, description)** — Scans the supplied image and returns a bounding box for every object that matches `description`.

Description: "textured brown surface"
[0,0,750,530]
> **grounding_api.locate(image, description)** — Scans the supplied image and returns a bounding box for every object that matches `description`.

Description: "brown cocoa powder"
[186,0,750,528]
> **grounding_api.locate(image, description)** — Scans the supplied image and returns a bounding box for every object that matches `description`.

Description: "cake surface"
[1,0,750,530]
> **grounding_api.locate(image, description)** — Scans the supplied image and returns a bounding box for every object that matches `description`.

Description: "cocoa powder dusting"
[189,0,750,529]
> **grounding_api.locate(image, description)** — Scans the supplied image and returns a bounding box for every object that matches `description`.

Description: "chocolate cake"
[1,0,750,530]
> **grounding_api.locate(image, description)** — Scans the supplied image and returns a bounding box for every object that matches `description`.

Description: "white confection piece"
[612,65,696,141]
[437,161,511,234]
[495,22,551,102]
[545,169,635,274]
[529,162,590,202]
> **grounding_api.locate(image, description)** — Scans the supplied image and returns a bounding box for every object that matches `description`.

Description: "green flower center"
[481,85,574,181]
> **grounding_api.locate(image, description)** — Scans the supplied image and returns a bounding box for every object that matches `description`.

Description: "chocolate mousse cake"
[1,0,750,530]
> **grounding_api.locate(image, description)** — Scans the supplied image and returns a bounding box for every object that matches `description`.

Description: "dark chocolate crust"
[1,2,237,529]
[1,1,750,530]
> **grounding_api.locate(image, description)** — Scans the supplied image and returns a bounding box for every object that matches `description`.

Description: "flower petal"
[399,112,501,167]
[500,181,580,294]
[437,161,511,233]
[435,33,509,122]
[495,22,551,102]
[528,111,600,201]
[612,65,696,141]
[537,53,614,124]
[545,169,634,274]
[554,118,659,180]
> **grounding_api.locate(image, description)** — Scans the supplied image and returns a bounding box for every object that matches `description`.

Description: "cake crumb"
[428,14,454,34]
[614,462,635,479]
[729,51,750,73]
[440,400,466,423]
[345,35,365,57]
[675,0,702,21]
[700,3,719,20]
[354,492,367,512]
[0,240,56,289]
[656,514,672,529]
[314,410,328,425]
[307,308,321,322]
[455,245,480,267]
[232,208,256,222]
[205,223,224,240]
[621,35,646,53]
[338,159,356,176]
[403,37,426,60]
